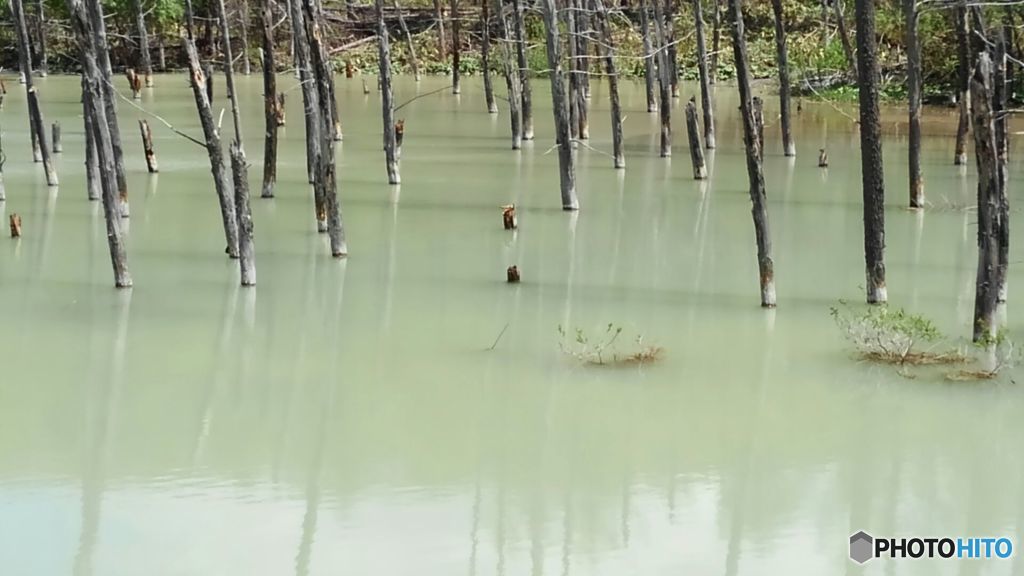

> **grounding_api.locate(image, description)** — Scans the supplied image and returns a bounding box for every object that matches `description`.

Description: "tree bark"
[970,53,999,342]
[289,0,321,199]
[86,0,129,215]
[693,0,715,149]
[564,0,580,139]
[710,0,720,84]
[51,121,61,153]
[498,0,522,149]
[131,0,154,86]
[482,0,498,113]
[231,142,256,284]
[685,98,706,179]
[512,0,533,139]
[216,0,245,146]
[240,0,252,75]
[139,119,158,173]
[433,0,447,60]
[451,0,461,94]
[752,95,764,163]
[36,0,48,77]
[652,0,671,156]
[855,0,886,304]
[260,0,279,198]
[834,0,857,78]
[665,0,678,98]
[729,0,775,308]
[10,0,57,186]
[69,0,131,288]
[595,0,624,168]
[639,0,657,112]
[770,0,795,156]
[377,0,401,185]
[994,34,1009,303]
[572,0,588,139]
[394,0,421,81]
[954,6,970,166]
[540,0,578,210]
[904,0,923,208]
[82,77,101,201]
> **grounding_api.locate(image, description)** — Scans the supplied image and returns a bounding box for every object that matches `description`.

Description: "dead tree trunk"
[540,0,579,210]
[595,0,624,168]
[664,0,677,98]
[51,121,61,153]
[69,0,131,288]
[183,22,240,258]
[11,0,57,186]
[693,0,715,149]
[573,0,589,139]
[905,0,923,208]
[451,0,461,94]
[36,0,48,76]
[498,0,522,149]
[971,52,999,342]
[729,0,775,308]
[433,0,447,60]
[564,0,580,139]
[710,0,720,84]
[158,25,167,70]
[289,0,321,195]
[82,78,101,201]
[139,119,158,172]
[994,35,1009,303]
[834,0,857,78]
[770,0,795,156]
[855,0,887,304]
[377,0,401,185]
[130,0,154,86]
[639,0,657,112]
[231,142,255,284]
[954,6,970,166]
[303,0,347,255]
[216,0,245,147]
[482,0,498,113]
[260,0,278,198]
[685,98,706,179]
[652,0,671,156]
[512,0,533,139]
[752,95,764,163]
[239,0,252,75]
[86,0,129,215]
[394,0,421,81]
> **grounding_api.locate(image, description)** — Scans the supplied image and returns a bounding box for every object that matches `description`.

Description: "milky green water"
[0,73,1023,576]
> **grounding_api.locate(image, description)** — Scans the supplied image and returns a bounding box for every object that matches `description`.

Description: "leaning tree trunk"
[239,0,252,75]
[639,0,657,112]
[994,34,1009,303]
[87,0,129,215]
[834,0,857,78]
[595,0,624,168]
[685,98,707,179]
[11,0,57,186]
[260,0,279,198]
[433,0,447,60]
[770,0,795,156]
[68,0,131,288]
[481,0,498,113]
[36,0,48,77]
[394,0,421,81]
[904,0,923,208]
[729,0,775,308]
[855,0,886,304]
[131,0,154,86]
[652,0,672,156]
[451,0,461,94]
[954,6,970,166]
[377,0,401,185]
[693,0,715,149]
[498,0,522,149]
[512,0,533,139]
[183,21,240,258]
[540,0,579,210]
[970,53,999,342]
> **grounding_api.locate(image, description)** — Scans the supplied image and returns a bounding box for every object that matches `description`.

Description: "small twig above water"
[488,323,509,351]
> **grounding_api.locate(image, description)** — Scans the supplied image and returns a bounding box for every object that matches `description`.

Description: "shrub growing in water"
[557,324,662,366]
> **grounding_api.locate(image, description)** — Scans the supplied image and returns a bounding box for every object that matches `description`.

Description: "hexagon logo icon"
[850,531,874,564]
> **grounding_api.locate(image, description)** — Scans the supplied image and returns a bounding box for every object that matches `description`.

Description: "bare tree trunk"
[693,0,715,148]
[954,6,970,166]
[594,0,624,168]
[240,0,252,75]
[540,0,578,210]
[139,119,158,172]
[652,0,671,156]
[69,0,131,288]
[231,142,256,284]
[260,0,279,198]
[394,0,421,81]
[498,0,522,149]
[834,0,857,78]
[685,98,706,179]
[664,0,678,98]
[82,81,101,201]
[639,0,657,112]
[905,0,923,208]
[158,25,167,70]
[970,52,999,342]
[770,0,795,156]
[564,0,580,139]
[86,0,129,215]
[512,0,533,139]
[451,0,461,94]
[572,0,588,139]
[51,121,61,153]
[12,0,57,186]
[855,0,886,304]
[216,0,245,145]
[994,34,1009,303]
[131,0,154,86]
[433,0,447,60]
[729,0,775,308]
[289,0,321,196]
[482,0,498,113]
[710,0,720,84]
[183,14,240,258]
[36,0,48,77]
[752,95,764,163]
[377,0,401,185]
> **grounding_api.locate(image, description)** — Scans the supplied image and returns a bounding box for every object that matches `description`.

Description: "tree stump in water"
[685,98,707,180]
[346,61,354,78]
[51,121,61,153]
[231,142,256,286]
[506,265,520,283]
[139,119,158,173]
[502,204,517,229]
[9,213,21,238]
[125,69,142,99]
[818,149,829,168]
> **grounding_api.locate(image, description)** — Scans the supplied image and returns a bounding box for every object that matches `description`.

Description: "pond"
[0,73,1022,575]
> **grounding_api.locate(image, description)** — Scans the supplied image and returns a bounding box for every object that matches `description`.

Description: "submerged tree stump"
[502,204,517,229]
[506,265,520,283]
[51,121,61,153]
[971,53,1000,343]
[685,98,707,180]
[231,142,256,285]
[139,119,158,173]
[126,69,143,99]
[9,214,21,238]
[818,148,829,168]
[377,0,401,185]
